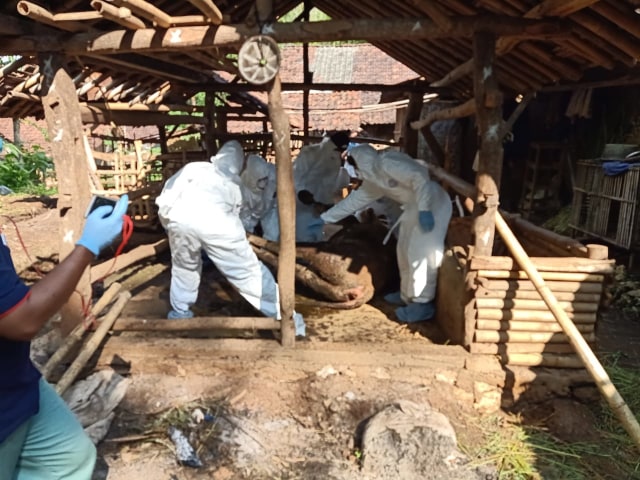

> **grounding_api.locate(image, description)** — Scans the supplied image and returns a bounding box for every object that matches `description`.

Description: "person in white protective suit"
[261,131,351,242]
[307,144,452,323]
[155,140,305,335]
[239,154,277,234]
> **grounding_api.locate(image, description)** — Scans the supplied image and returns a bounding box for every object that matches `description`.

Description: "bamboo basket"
[436,216,613,369]
[570,159,640,250]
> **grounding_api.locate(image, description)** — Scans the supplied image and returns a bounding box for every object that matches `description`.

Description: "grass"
[462,353,640,479]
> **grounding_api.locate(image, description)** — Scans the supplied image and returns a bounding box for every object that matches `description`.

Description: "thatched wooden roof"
[0,0,638,123]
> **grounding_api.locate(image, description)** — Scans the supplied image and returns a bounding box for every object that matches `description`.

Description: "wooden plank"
[477,270,604,282]
[482,279,603,294]
[501,353,584,369]
[476,297,598,313]
[475,329,595,344]
[112,316,281,331]
[475,287,602,303]
[477,308,596,323]
[475,319,595,333]
[470,255,614,273]
[469,342,576,355]
[97,337,470,373]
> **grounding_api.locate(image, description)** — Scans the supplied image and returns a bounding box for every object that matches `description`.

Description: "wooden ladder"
[519,142,567,220]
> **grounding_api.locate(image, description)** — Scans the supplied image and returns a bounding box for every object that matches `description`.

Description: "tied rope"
[2,213,134,331]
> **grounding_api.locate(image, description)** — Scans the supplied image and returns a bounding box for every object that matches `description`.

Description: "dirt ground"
[2,194,639,479]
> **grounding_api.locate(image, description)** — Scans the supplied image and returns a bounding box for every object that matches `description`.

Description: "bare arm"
[0,245,94,341]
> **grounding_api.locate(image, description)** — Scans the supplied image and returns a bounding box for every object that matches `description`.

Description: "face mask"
[256,177,268,190]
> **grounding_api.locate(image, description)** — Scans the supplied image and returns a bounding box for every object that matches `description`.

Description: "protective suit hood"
[349,144,380,180]
[242,154,271,193]
[211,140,244,179]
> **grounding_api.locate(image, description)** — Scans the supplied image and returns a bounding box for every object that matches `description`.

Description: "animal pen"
[1,0,640,448]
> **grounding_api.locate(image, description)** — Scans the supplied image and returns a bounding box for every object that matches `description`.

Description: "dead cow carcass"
[249,222,398,309]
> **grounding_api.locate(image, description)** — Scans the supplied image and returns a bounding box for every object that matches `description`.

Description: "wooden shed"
[0,0,639,362]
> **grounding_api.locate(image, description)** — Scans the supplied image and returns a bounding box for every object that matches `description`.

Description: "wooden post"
[40,53,93,335]
[302,0,310,142]
[257,0,296,347]
[204,91,216,158]
[472,32,504,257]
[157,124,168,154]
[404,92,422,157]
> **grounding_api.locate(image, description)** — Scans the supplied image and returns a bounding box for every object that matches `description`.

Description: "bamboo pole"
[410,98,475,130]
[477,308,596,323]
[474,329,596,344]
[55,290,131,395]
[116,0,172,28]
[470,255,613,273]
[495,212,640,450]
[41,283,123,380]
[501,353,584,369]
[477,270,604,282]
[483,279,603,294]
[476,297,598,313]
[91,1,146,30]
[476,319,595,333]
[91,239,169,280]
[469,342,576,355]
[475,287,602,303]
[17,1,86,32]
[186,0,223,24]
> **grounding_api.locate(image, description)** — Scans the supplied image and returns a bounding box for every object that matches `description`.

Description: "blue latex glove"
[307,217,325,242]
[77,194,129,255]
[418,210,435,233]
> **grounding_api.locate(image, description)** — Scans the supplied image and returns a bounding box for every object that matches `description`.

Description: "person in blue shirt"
[0,194,128,480]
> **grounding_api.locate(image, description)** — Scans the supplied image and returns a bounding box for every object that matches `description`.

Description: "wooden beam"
[500,92,534,138]
[5,16,567,56]
[572,11,640,62]
[186,0,223,25]
[472,32,504,257]
[80,106,205,125]
[542,74,640,92]
[40,54,93,334]
[430,0,593,89]
[403,92,423,157]
[87,54,205,84]
[189,81,446,93]
[17,1,86,32]
[91,1,146,30]
[410,98,475,130]
[112,316,281,332]
[527,0,601,17]
[257,0,296,347]
[114,0,172,28]
[419,127,446,165]
[53,11,103,22]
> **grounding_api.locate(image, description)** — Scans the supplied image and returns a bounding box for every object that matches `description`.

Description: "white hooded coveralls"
[285,137,350,242]
[320,144,452,304]
[240,154,276,234]
[156,141,304,334]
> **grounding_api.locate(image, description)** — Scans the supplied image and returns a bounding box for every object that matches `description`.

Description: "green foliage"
[464,392,640,480]
[607,266,640,318]
[0,143,55,193]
